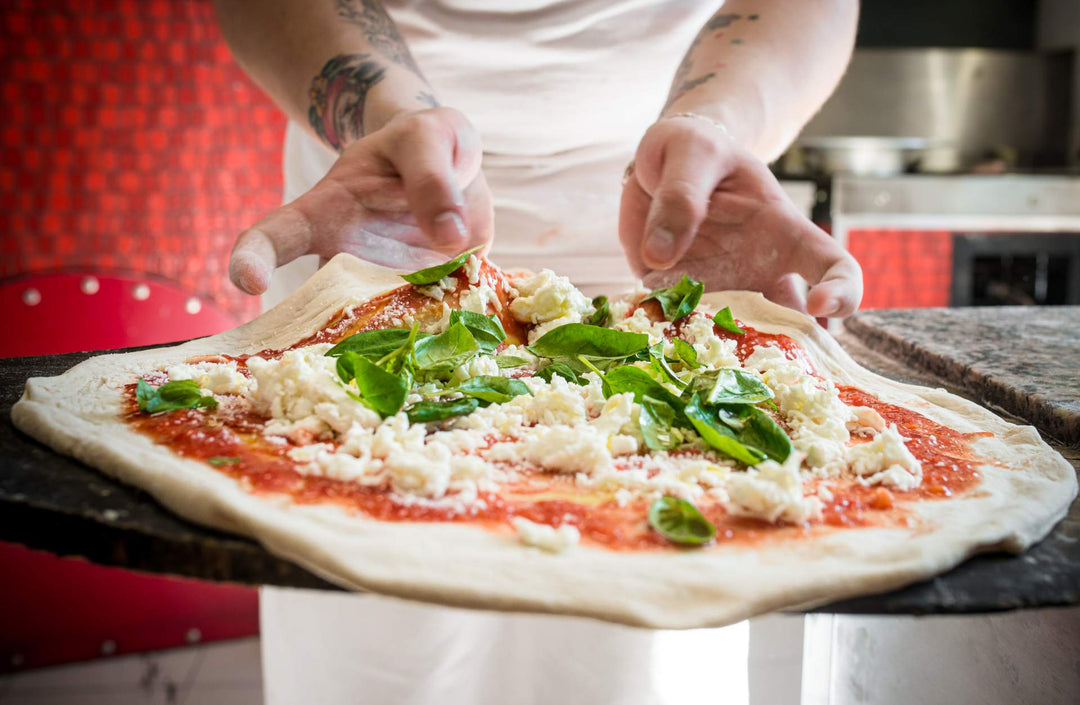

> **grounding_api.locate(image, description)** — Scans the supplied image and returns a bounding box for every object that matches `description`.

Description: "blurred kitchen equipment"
[798,136,939,176]
[790,49,1072,172]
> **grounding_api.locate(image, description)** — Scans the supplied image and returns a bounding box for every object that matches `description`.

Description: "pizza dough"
[12,254,1077,629]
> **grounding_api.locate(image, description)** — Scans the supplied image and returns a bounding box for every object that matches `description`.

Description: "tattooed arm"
[620,0,862,318]
[215,0,434,147]
[664,0,857,161]
[214,0,493,293]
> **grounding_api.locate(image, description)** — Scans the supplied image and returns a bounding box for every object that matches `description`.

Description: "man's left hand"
[619,115,862,318]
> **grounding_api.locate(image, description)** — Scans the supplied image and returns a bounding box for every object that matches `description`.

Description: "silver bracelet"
[622,112,731,185]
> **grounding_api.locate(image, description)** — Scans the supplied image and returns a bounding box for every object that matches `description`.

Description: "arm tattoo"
[336,0,424,77]
[309,54,386,150]
[664,11,756,111]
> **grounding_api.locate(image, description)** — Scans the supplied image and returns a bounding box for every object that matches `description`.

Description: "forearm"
[214,0,435,150]
[663,0,857,161]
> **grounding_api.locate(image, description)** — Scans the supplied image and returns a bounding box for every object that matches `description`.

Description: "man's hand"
[230,107,494,295]
[619,116,862,317]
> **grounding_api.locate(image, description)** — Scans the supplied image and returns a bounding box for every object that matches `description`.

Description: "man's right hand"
[229,107,494,295]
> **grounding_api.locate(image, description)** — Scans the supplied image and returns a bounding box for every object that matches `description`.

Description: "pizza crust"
[12,254,1077,629]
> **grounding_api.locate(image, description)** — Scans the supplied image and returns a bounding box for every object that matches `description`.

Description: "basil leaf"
[377,323,423,376]
[684,394,766,466]
[603,366,687,419]
[401,246,482,285]
[137,379,218,414]
[586,295,610,327]
[639,395,679,451]
[449,310,506,353]
[644,274,704,322]
[207,456,241,467]
[455,376,532,405]
[136,378,154,410]
[647,343,686,389]
[406,397,480,423]
[495,356,530,369]
[713,307,745,336]
[717,404,793,463]
[414,323,480,373]
[348,354,409,418]
[535,362,586,386]
[705,368,773,405]
[528,324,649,361]
[672,338,700,369]
[648,496,716,546]
[326,328,429,360]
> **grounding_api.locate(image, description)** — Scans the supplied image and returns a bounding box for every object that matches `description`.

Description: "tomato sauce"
[127,302,996,551]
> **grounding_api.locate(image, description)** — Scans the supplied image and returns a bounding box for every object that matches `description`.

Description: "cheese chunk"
[167,359,250,396]
[846,424,923,490]
[678,313,740,369]
[614,308,670,344]
[246,347,381,441]
[512,517,580,553]
[458,284,502,315]
[509,269,593,343]
[509,269,592,325]
[725,455,823,524]
[519,425,614,475]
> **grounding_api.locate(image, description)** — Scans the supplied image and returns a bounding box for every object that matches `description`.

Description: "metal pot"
[798,136,936,176]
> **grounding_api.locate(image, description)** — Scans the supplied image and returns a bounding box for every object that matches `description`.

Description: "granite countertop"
[1,306,1078,615]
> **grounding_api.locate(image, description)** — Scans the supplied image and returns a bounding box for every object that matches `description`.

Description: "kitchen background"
[1,0,1077,703]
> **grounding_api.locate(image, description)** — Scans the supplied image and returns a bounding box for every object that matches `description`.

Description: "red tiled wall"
[847,229,954,309]
[1,0,288,323]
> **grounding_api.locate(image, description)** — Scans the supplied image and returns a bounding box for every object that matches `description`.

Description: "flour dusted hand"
[229,107,494,294]
[619,116,862,318]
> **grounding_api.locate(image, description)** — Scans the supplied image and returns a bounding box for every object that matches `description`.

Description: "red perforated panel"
[0,0,287,322]
[847,229,954,309]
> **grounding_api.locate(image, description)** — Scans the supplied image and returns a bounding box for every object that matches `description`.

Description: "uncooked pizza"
[13,252,1076,628]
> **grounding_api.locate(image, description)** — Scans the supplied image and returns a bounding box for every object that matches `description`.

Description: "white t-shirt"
[262,3,751,704]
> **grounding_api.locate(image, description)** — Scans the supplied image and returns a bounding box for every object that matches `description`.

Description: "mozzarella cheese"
[512,517,580,552]
[458,284,502,315]
[246,347,381,442]
[463,254,482,285]
[167,359,251,396]
[678,313,740,369]
[614,308,670,343]
[509,269,593,343]
[725,454,823,524]
[846,424,923,490]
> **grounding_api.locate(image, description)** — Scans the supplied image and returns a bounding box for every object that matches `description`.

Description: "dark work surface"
[845,307,1080,445]
[2,335,1077,616]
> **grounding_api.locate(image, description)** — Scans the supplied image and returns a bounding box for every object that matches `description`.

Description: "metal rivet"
[101,640,117,656]
[11,653,24,667]
[132,284,150,301]
[185,297,202,315]
[81,276,100,295]
[185,628,202,644]
[22,288,41,306]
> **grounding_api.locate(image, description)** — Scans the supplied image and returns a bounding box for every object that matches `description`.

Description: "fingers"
[783,207,863,317]
[639,137,727,270]
[805,256,863,318]
[761,274,807,314]
[379,109,486,255]
[618,172,652,278]
[229,205,316,295]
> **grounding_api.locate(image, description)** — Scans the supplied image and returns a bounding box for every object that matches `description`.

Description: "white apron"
[260,2,753,704]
